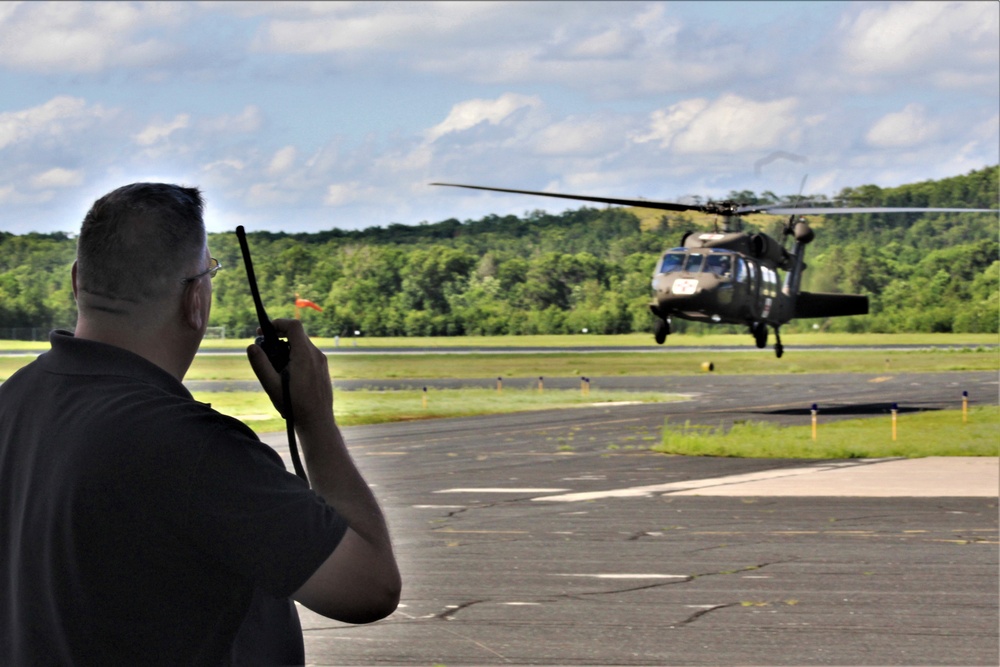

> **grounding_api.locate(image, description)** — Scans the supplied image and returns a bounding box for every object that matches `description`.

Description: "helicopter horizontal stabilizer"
[794,292,869,319]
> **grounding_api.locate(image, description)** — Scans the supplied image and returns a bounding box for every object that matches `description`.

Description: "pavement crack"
[694,560,792,579]
[436,599,486,620]
[559,577,694,601]
[675,603,736,627]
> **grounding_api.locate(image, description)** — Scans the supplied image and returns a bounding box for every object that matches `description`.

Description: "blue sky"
[0,1,997,234]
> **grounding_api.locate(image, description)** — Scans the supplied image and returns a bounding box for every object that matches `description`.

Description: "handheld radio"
[236,226,290,372]
[236,226,306,482]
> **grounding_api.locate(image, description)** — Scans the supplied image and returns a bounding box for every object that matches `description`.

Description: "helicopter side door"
[744,258,762,320]
[734,257,753,317]
[759,265,780,321]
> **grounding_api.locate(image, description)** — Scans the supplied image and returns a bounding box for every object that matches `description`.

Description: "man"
[0,183,400,665]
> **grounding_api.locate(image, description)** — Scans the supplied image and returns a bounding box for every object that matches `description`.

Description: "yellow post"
[538,376,544,393]
[422,386,427,409]
[962,391,968,424]
[811,403,817,441]
[585,377,590,396]
[497,377,502,394]
[891,402,898,441]
[580,377,586,396]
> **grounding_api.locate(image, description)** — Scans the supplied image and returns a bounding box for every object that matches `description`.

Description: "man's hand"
[246,319,334,432]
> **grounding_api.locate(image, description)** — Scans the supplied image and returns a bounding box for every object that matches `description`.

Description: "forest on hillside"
[1,165,997,339]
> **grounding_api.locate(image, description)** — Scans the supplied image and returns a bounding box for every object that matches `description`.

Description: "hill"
[0,166,996,338]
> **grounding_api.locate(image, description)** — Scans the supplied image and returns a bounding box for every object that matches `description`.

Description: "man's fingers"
[269,319,309,347]
[247,344,285,414]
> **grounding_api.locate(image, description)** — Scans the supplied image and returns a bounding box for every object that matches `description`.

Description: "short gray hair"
[77,183,206,306]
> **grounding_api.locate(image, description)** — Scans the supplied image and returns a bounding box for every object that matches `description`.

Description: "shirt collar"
[39,330,193,400]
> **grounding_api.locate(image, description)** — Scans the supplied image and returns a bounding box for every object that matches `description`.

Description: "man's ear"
[181,281,206,331]
[71,261,79,300]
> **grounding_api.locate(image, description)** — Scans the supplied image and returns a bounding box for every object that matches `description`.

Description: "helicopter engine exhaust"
[750,233,790,269]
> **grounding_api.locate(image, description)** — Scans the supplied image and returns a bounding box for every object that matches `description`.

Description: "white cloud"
[200,106,263,135]
[254,2,500,54]
[268,146,297,175]
[0,183,56,206]
[426,93,542,142]
[632,98,709,149]
[324,181,376,206]
[134,114,191,146]
[865,104,939,148]
[203,158,246,172]
[634,95,800,154]
[0,2,995,234]
[375,144,434,173]
[247,182,300,207]
[249,2,747,99]
[567,27,635,59]
[534,116,623,157]
[0,2,183,73]
[838,1,998,83]
[29,167,84,189]
[0,96,113,151]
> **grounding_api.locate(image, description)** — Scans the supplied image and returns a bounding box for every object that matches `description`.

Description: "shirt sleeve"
[183,422,349,598]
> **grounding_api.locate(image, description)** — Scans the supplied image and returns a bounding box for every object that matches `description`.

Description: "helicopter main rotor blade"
[431,182,699,214]
[756,206,998,215]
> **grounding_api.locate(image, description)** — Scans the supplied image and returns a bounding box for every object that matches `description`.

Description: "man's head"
[76,183,207,309]
[73,183,214,378]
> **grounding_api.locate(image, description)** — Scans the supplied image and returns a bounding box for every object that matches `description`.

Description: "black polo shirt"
[0,331,348,665]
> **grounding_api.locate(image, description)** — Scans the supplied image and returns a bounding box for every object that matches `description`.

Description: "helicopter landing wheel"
[752,322,768,349]
[774,327,784,358]
[653,317,670,345]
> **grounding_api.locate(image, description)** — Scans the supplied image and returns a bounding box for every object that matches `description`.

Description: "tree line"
[1,166,996,338]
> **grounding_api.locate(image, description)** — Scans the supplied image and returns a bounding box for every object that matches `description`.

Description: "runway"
[253,371,998,666]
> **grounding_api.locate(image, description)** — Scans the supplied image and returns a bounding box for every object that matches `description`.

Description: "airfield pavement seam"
[530,457,999,500]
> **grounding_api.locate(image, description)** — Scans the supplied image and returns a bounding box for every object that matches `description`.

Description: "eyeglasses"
[181,258,222,284]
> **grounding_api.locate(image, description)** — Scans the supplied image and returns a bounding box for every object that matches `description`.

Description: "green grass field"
[4,333,997,458]
[2,345,996,382]
[194,387,685,431]
[654,406,999,459]
[1,331,997,352]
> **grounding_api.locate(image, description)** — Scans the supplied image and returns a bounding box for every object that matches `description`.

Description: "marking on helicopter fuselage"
[672,279,698,295]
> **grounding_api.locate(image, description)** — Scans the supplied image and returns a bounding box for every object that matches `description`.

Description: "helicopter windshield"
[704,253,733,276]
[683,254,705,272]
[659,253,685,273]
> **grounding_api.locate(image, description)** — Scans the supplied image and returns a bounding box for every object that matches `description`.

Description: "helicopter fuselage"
[649,231,791,328]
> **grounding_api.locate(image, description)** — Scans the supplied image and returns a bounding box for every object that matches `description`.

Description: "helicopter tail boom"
[794,292,869,319]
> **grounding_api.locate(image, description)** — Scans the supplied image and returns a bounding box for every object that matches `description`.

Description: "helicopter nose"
[651,273,671,294]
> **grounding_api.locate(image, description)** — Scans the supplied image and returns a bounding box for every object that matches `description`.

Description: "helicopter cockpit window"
[705,254,733,277]
[736,258,749,283]
[683,254,705,273]
[659,253,685,274]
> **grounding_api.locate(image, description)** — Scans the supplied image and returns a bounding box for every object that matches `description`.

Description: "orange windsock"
[295,298,323,312]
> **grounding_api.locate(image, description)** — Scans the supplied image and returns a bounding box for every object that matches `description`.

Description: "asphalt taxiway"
[252,371,998,666]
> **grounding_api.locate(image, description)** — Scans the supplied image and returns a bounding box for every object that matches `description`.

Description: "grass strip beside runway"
[3,348,996,381]
[1,332,997,353]
[194,388,685,431]
[654,406,999,458]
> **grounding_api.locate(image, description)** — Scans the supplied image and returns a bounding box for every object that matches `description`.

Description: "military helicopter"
[433,181,996,357]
